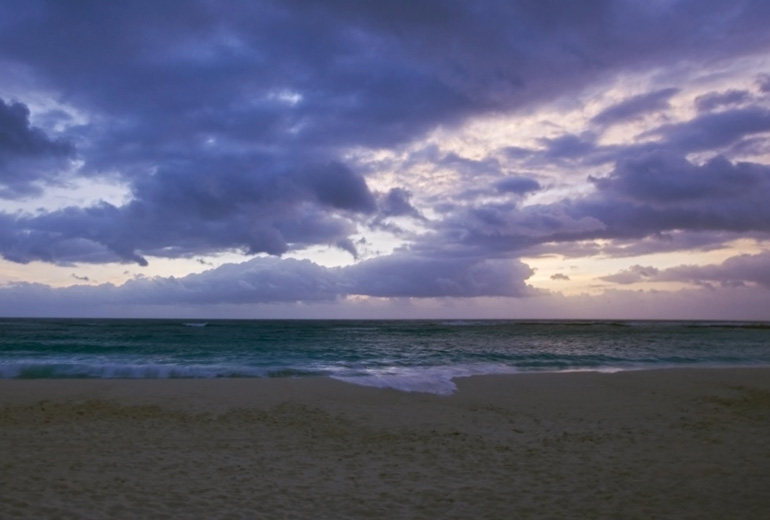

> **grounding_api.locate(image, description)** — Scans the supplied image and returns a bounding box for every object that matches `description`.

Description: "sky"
[1,0,770,319]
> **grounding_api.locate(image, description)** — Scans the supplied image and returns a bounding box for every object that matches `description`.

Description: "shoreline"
[1,363,770,400]
[2,367,769,518]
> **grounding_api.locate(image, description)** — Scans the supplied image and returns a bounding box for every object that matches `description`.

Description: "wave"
[0,361,273,379]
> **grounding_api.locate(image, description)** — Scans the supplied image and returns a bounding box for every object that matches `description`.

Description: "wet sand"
[1,368,769,519]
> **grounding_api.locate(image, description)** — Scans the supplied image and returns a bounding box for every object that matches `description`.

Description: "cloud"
[495,176,541,195]
[416,199,607,260]
[550,273,570,281]
[587,231,738,258]
[600,252,770,289]
[591,88,679,126]
[124,257,344,304]
[0,160,376,265]
[3,258,769,319]
[509,103,770,171]
[346,253,534,298]
[539,133,598,161]
[419,149,770,263]
[297,161,377,214]
[694,89,752,112]
[579,151,770,237]
[0,252,536,313]
[591,151,765,203]
[0,257,342,311]
[600,265,660,284]
[660,252,770,288]
[0,98,72,197]
[758,74,770,93]
[525,285,770,321]
[0,1,770,316]
[0,99,68,160]
[378,188,422,219]
[4,1,768,162]
[646,107,770,152]
[436,151,503,178]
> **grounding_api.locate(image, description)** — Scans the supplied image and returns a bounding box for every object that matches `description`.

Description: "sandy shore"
[1,369,769,519]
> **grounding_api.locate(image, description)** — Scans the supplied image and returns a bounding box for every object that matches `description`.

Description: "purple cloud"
[0,99,73,197]
[601,252,770,289]
[0,1,769,316]
[695,89,752,112]
[591,88,679,126]
[346,254,534,298]
[378,188,422,219]
[495,176,541,195]
[0,160,376,265]
[646,107,770,152]
[600,265,661,284]
[0,252,536,313]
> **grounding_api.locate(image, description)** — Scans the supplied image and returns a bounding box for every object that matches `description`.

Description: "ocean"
[1,319,769,394]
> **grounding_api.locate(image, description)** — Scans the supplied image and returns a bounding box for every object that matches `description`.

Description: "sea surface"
[1,319,769,394]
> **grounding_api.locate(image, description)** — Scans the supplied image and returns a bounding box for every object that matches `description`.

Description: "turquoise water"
[1,319,769,393]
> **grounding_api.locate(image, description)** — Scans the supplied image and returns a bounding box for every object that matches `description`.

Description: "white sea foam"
[332,364,520,395]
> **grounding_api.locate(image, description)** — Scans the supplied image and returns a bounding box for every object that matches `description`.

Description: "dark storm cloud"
[694,89,752,112]
[426,150,770,260]
[591,151,765,203]
[3,0,768,159]
[0,98,72,197]
[515,103,770,171]
[0,0,769,303]
[296,162,377,214]
[495,176,541,195]
[575,152,770,237]
[646,107,770,152]
[0,211,119,265]
[0,1,468,154]
[0,99,68,161]
[539,134,598,161]
[0,159,375,265]
[591,88,679,126]
[428,200,606,257]
[460,101,770,256]
[378,188,422,219]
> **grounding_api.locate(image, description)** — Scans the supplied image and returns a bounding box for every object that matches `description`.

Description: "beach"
[1,368,769,519]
